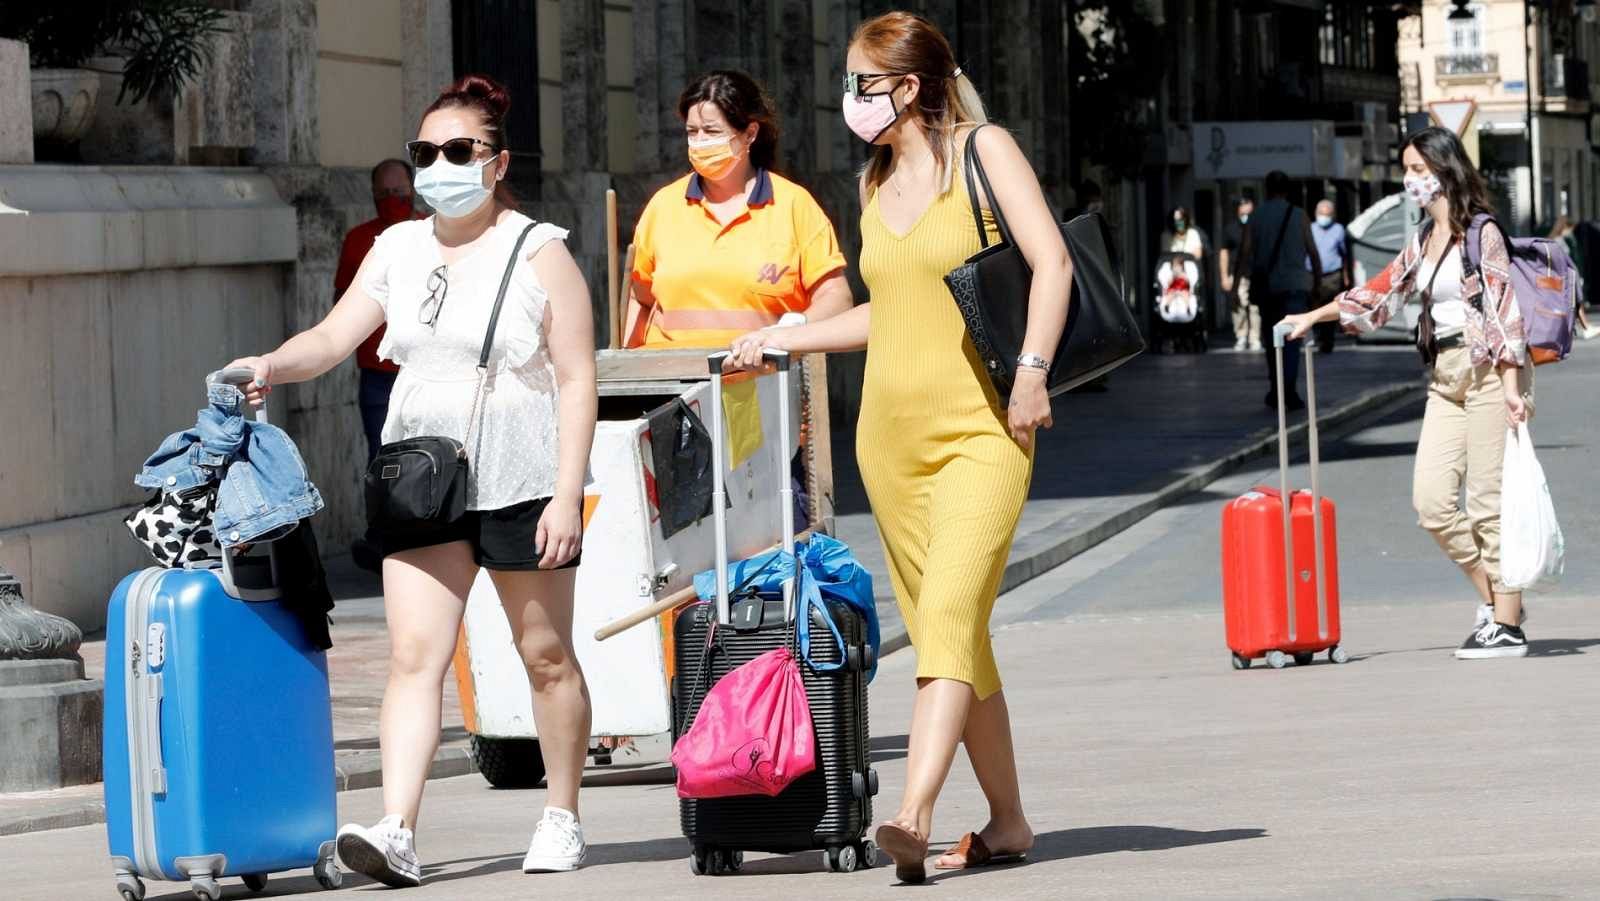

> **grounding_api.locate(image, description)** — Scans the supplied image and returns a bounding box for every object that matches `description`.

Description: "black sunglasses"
[405,137,497,169]
[843,71,898,99]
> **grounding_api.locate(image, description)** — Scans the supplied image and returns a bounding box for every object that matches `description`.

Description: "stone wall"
[0,167,298,631]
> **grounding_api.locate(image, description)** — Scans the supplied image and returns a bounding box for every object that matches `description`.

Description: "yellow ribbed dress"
[856,170,1034,701]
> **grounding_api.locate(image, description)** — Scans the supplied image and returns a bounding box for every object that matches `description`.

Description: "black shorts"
[377,496,582,571]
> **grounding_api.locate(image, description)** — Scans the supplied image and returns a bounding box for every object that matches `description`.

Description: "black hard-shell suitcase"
[672,350,879,876]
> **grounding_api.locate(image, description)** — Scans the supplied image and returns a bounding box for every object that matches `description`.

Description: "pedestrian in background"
[1279,125,1535,660]
[625,68,852,528]
[1549,215,1600,340]
[624,69,851,348]
[1161,205,1203,261]
[1244,171,1321,410]
[337,158,421,572]
[1221,196,1259,351]
[229,73,600,885]
[728,10,1069,885]
[337,159,419,466]
[1308,198,1353,354]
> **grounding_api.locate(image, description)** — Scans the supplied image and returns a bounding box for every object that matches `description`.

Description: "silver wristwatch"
[1016,353,1051,373]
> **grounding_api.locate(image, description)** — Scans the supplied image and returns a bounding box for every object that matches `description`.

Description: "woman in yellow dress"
[727,11,1072,884]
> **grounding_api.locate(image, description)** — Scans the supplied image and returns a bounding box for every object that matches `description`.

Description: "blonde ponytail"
[936,68,988,193]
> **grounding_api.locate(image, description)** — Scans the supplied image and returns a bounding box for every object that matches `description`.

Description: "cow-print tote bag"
[124,485,224,568]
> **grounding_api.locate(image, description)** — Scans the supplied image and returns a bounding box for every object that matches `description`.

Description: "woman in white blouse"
[228,74,598,886]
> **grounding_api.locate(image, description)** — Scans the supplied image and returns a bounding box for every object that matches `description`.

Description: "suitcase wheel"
[242,873,268,893]
[1293,652,1315,667]
[115,873,145,901]
[857,840,880,870]
[690,846,742,876]
[1265,650,1289,669]
[189,875,221,901]
[825,844,860,873]
[1329,645,1350,665]
[1230,653,1251,671]
[315,840,343,890]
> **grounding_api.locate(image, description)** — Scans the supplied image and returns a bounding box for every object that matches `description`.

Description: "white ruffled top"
[362,211,570,510]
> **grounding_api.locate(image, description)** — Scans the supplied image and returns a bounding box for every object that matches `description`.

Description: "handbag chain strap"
[461,221,539,458]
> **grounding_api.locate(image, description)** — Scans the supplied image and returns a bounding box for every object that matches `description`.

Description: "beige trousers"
[1412,346,1534,593]
[1231,278,1260,346]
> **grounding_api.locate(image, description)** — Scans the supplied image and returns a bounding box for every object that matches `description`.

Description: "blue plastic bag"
[692,534,880,681]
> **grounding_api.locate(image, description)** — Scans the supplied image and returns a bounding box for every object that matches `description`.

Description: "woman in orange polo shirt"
[625,70,852,347]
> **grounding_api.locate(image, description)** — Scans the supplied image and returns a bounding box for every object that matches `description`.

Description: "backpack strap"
[1465,212,1495,273]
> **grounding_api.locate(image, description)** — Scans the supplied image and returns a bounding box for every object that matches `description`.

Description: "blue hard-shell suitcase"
[104,556,340,901]
[105,366,340,900]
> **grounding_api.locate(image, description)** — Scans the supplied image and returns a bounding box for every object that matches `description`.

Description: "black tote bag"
[944,127,1145,401]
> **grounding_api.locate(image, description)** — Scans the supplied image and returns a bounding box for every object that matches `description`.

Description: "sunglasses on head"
[843,71,899,99]
[405,137,497,169]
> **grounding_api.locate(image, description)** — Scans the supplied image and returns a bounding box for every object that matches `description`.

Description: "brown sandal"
[933,831,1029,870]
[873,821,929,884]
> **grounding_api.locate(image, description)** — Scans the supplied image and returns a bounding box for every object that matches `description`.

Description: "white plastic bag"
[1499,423,1564,591]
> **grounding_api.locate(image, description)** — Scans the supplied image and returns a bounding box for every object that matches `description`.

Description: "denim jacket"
[135,382,324,548]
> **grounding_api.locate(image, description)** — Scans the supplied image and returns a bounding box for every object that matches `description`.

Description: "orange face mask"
[687,137,742,181]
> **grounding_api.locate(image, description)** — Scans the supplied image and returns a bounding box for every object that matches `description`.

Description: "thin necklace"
[890,154,933,197]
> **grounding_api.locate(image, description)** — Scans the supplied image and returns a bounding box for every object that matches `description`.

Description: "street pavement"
[6,343,1598,898]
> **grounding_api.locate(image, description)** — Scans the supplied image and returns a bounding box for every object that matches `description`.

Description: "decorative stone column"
[0,38,33,164]
[0,564,103,791]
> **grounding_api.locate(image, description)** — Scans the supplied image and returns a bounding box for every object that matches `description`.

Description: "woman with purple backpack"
[1280,126,1537,660]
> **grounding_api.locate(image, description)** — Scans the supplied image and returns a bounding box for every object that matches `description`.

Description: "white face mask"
[1316,214,1334,227]
[414,157,494,218]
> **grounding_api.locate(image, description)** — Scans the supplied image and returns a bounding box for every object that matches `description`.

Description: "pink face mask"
[842,89,903,144]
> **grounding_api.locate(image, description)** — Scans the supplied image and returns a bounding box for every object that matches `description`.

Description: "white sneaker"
[1473,603,1527,630]
[1247,340,1262,351]
[337,815,422,888]
[1580,324,1600,340]
[1233,337,1248,351]
[522,806,587,873]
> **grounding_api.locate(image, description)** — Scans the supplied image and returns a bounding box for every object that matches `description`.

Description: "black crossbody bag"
[943,126,1144,401]
[364,222,538,532]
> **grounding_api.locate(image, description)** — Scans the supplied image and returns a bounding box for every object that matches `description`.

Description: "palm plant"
[0,0,227,105]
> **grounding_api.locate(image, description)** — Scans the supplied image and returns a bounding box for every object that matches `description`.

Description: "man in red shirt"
[336,158,417,462]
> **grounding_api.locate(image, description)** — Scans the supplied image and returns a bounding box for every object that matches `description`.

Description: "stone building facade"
[1399,0,1600,234]
[0,0,1082,631]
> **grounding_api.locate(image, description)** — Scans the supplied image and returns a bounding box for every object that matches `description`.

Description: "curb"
[335,745,478,793]
[0,746,480,838]
[872,380,1417,660]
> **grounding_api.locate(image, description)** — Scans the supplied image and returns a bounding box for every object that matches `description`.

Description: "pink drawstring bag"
[672,646,816,799]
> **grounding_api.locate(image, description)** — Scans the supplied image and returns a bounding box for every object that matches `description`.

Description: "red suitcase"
[1221,323,1347,669]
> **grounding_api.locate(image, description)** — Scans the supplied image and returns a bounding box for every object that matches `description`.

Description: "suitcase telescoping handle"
[209,366,270,426]
[1271,323,1328,642]
[205,367,279,595]
[706,349,796,627]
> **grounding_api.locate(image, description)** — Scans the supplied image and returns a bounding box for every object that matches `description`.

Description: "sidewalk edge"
[0,747,479,838]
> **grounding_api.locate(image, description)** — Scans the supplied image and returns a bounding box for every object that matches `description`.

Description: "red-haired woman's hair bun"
[424,73,512,145]
[448,74,510,119]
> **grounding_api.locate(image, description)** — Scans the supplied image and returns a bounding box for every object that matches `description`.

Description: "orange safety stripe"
[657,308,780,332]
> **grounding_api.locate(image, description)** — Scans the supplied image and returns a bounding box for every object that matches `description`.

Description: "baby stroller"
[1153,251,1208,353]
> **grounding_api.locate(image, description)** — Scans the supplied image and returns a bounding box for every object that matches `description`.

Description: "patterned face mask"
[1404,172,1443,207]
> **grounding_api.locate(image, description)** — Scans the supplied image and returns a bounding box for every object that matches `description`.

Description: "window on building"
[1448,4,1486,56]
[1320,3,1385,70]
